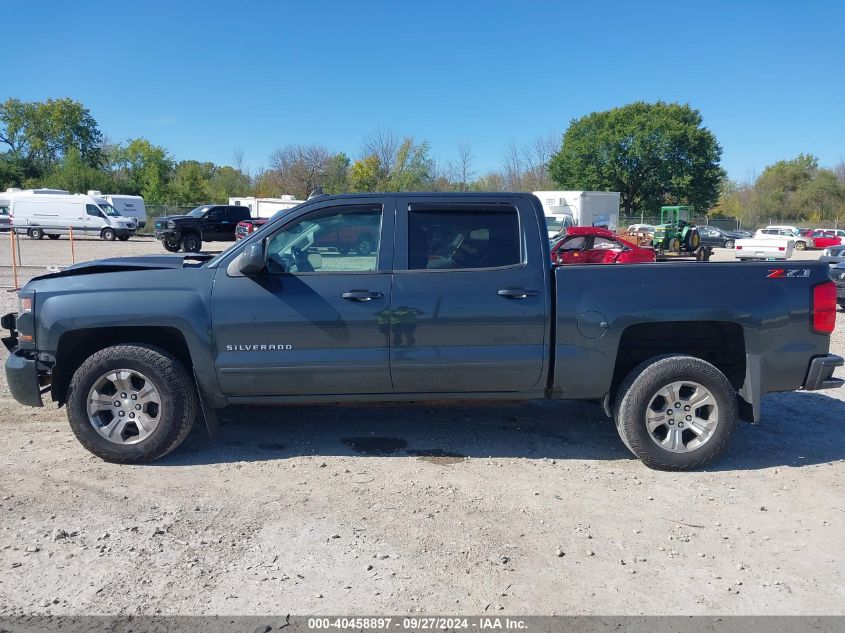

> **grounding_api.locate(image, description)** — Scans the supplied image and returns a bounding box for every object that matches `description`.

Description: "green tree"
[40,148,115,193]
[323,152,351,194]
[348,155,381,192]
[548,101,725,214]
[0,98,103,175]
[110,138,173,203]
[169,160,215,204]
[208,165,251,201]
[387,138,434,191]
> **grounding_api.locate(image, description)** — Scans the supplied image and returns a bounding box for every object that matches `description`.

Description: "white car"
[626,223,655,234]
[756,227,814,250]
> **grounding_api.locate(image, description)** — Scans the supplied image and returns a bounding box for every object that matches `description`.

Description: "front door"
[203,207,225,241]
[389,196,548,394]
[84,204,105,235]
[211,197,395,396]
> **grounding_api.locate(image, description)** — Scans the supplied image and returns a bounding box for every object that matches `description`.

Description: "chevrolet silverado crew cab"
[154,204,250,253]
[4,193,843,470]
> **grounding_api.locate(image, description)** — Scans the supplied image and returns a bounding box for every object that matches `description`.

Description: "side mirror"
[238,241,266,275]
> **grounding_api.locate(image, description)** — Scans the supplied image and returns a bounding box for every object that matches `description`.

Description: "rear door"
[389,196,549,394]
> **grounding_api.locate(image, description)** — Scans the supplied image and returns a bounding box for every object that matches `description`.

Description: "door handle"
[342,290,384,302]
[497,287,538,299]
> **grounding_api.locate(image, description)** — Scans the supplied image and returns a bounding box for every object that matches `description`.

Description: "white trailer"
[91,192,147,228]
[533,190,621,238]
[228,195,304,219]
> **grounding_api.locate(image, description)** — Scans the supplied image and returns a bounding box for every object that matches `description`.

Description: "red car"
[552,226,656,265]
[235,219,268,240]
[810,229,842,249]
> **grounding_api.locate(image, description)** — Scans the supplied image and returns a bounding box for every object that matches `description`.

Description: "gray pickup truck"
[3,193,843,470]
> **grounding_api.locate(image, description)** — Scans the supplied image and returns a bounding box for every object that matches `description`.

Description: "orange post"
[69,226,76,263]
[10,229,19,290]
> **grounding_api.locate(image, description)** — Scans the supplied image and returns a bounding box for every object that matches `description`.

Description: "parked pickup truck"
[154,204,250,253]
[3,193,843,470]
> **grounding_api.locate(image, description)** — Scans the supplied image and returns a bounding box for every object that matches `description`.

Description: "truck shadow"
[157,391,845,470]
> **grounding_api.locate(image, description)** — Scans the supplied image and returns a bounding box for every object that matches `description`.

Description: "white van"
[91,192,147,228]
[5,188,137,240]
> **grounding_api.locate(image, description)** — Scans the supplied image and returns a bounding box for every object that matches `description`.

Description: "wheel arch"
[52,326,193,405]
[609,321,746,409]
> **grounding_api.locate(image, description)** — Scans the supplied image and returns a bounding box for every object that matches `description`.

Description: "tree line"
[3,97,843,223]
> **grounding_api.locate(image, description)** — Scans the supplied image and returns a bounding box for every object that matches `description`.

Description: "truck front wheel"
[65,344,197,463]
[181,233,202,253]
[162,240,181,252]
[614,354,737,470]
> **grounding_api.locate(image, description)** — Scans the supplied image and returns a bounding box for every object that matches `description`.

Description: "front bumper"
[154,230,179,241]
[803,354,844,391]
[5,351,44,407]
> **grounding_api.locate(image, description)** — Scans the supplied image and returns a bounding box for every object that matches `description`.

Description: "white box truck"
[4,188,137,240]
[533,190,621,238]
[228,195,304,219]
[90,192,147,228]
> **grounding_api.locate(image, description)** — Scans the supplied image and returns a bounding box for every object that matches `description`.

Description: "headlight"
[167,220,176,229]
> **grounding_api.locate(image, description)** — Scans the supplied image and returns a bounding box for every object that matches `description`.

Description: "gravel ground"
[0,238,842,616]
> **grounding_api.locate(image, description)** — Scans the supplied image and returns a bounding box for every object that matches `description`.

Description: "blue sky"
[3,0,843,181]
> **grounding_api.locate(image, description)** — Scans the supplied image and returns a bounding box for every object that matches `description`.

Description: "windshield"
[188,205,213,218]
[98,203,121,217]
[546,216,573,235]
[0,206,9,216]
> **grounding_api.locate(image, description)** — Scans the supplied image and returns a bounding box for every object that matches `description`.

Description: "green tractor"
[651,205,703,255]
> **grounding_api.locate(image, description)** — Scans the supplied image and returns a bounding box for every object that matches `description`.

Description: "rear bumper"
[4,351,44,407]
[803,354,844,391]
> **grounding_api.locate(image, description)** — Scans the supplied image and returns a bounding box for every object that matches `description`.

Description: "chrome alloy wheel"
[86,369,162,444]
[645,380,719,453]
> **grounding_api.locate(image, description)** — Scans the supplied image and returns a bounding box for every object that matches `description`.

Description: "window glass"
[559,236,587,251]
[408,208,520,270]
[86,204,102,217]
[593,237,620,250]
[266,206,382,273]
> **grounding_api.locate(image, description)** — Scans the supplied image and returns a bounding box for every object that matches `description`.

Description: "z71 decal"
[767,268,811,278]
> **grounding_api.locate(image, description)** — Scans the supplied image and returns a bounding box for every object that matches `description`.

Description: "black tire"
[47,234,60,240]
[181,233,202,253]
[613,354,737,471]
[102,228,116,241]
[117,235,130,241]
[356,234,375,256]
[795,241,806,251]
[162,240,181,253]
[724,239,734,249]
[29,227,44,240]
[66,344,197,463]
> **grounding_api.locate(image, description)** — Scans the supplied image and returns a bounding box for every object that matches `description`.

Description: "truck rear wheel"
[65,344,197,463]
[614,354,737,470]
[181,233,202,253]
